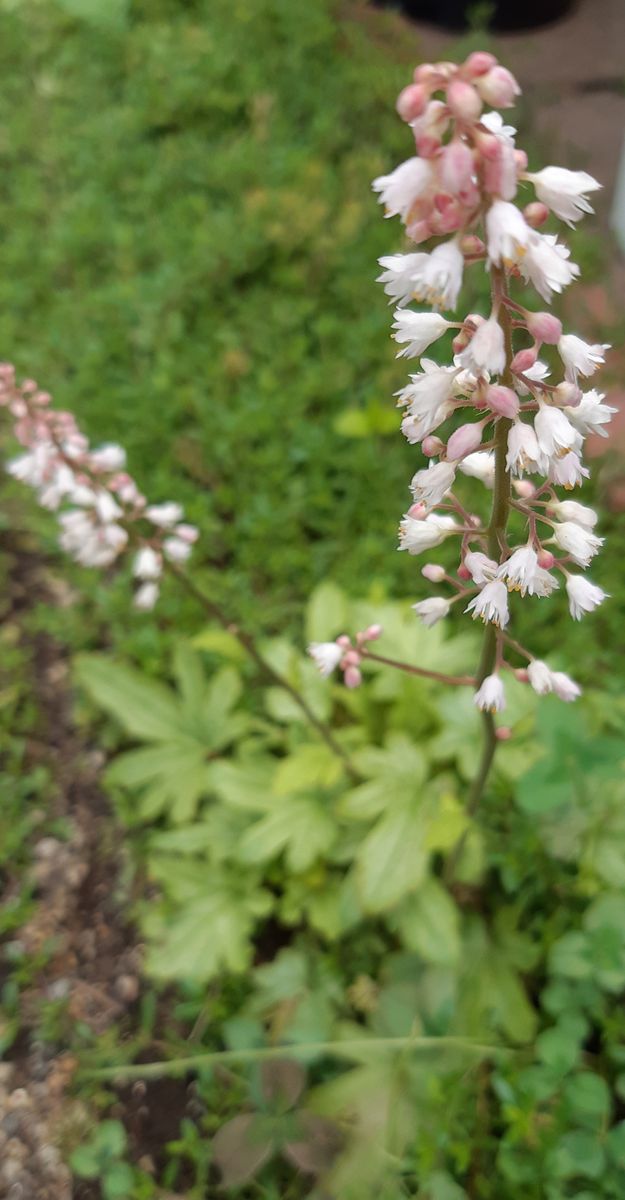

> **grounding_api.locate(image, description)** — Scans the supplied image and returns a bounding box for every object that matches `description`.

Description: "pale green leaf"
[238,797,336,872]
[391,878,460,965]
[75,654,184,741]
[305,581,349,643]
[356,801,429,913]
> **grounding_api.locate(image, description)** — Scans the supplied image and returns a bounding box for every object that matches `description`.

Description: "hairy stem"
[446,282,514,885]
[166,562,359,781]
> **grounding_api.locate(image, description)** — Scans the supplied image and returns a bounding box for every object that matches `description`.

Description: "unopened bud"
[537,549,555,569]
[457,563,471,581]
[515,668,529,683]
[447,421,483,460]
[510,347,538,374]
[514,149,528,172]
[406,218,432,244]
[513,479,536,499]
[554,381,583,408]
[526,311,562,345]
[408,502,427,520]
[459,234,485,256]
[363,623,383,641]
[396,83,427,122]
[342,650,360,667]
[523,201,550,228]
[447,79,482,122]
[475,66,520,108]
[344,665,362,689]
[336,635,351,648]
[495,726,513,741]
[422,563,446,583]
[439,139,475,197]
[462,51,498,78]
[422,435,445,457]
[485,384,519,419]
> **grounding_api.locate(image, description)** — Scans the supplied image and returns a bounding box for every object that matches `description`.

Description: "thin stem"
[361,648,474,686]
[166,562,359,781]
[79,1035,515,1083]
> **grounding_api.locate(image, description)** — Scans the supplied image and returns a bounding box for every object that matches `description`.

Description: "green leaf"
[76,654,184,741]
[390,878,460,965]
[273,744,344,794]
[147,880,272,982]
[550,1131,605,1180]
[238,796,336,872]
[562,1073,611,1126]
[305,581,349,643]
[96,1121,127,1158]
[102,1161,135,1200]
[56,0,129,30]
[69,1146,100,1178]
[213,1114,274,1188]
[355,799,429,913]
[209,759,275,812]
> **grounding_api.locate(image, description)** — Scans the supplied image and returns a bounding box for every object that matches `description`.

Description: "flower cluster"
[310,51,612,714]
[0,364,198,608]
[309,625,382,689]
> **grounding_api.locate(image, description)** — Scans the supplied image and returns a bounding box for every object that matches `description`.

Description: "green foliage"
[78,580,625,1197]
[70,1121,138,1200]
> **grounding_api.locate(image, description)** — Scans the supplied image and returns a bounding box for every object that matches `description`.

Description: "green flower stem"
[165,561,360,781]
[79,1035,516,1083]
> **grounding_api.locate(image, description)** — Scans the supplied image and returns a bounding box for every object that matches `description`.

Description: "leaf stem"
[361,648,474,686]
[78,1034,515,1082]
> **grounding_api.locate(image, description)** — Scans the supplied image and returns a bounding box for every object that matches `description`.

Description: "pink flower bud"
[344,665,362,689]
[439,140,475,197]
[476,66,520,108]
[495,726,512,741]
[414,63,443,87]
[336,635,351,648]
[452,330,470,354]
[406,218,431,244]
[485,384,519,419]
[457,563,471,581]
[515,669,529,683]
[523,201,550,228]
[513,479,536,499]
[342,649,361,668]
[422,435,445,457]
[447,422,483,460]
[463,51,498,78]
[363,623,383,641]
[537,549,555,569]
[407,502,427,519]
[553,381,583,408]
[510,347,538,374]
[447,79,482,122]
[430,199,464,234]
[473,128,500,161]
[526,311,563,345]
[422,563,446,582]
[514,149,528,172]
[396,83,427,122]
[459,234,485,256]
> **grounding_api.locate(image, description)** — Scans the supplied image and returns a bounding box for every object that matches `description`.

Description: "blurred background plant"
[1,0,625,1197]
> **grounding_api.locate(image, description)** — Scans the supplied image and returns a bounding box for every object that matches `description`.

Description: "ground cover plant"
[1,1,625,1198]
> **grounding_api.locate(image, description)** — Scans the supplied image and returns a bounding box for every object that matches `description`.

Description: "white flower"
[551,500,597,528]
[506,421,547,476]
[458,451,495,487]
[565,389,616,438]
[481,111,517,140]
[526,167,601,226]
[90,443,127,471]
[486,200,530,267]
[464,551,498,585]
[377,252,429,307]
[412,596,450,627]
[474,674,505,712]
[145,502,184,527]
[372,157,433,221]
[410,460,456,507]
[548,452,589,490]
[93,490,123,523]
[415,240,464,310]
[558,334,609,383]
[519,233,579,303]
[459,317,505,376]
[527,660,553,695]
[514,358,550,397]
[133,546,162,580]
[466,579,509,628]
[308,641,342,677]
[134,581,160,611]
[551,670,582,702]
[566,575,607,619]
[553,520,603,567]
[534,403,581,460]
[163,537,192,563]
[396,360,460,414]
[498,543,557,597]
[392,310,451,358]
[401,402,453,443]
[398,513,458,555]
